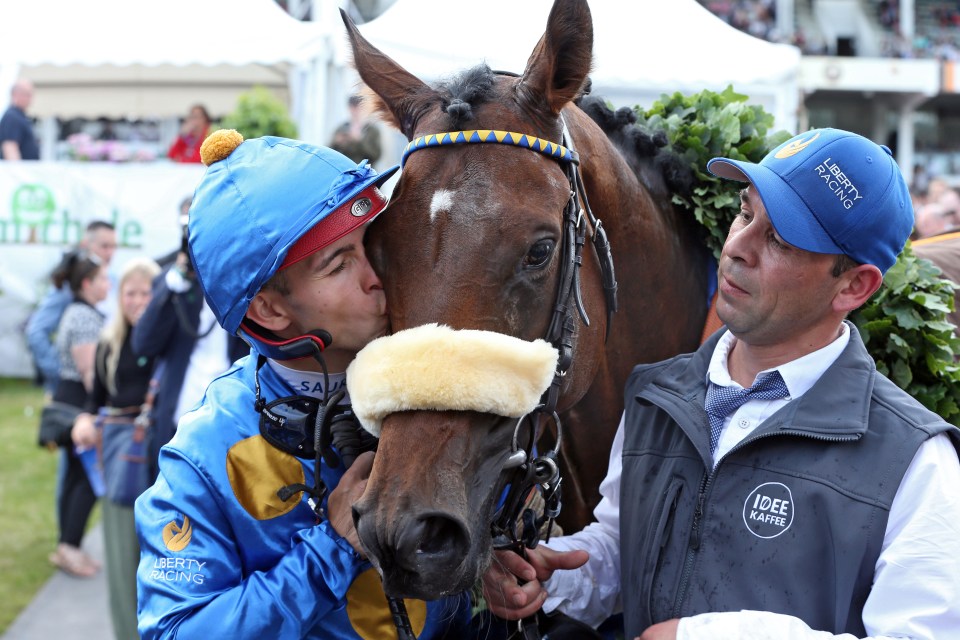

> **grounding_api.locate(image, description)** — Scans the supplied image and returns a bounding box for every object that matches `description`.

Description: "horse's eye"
[523,239,555,269]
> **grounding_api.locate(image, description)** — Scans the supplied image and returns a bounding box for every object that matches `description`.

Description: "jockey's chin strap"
[401,115,619,639]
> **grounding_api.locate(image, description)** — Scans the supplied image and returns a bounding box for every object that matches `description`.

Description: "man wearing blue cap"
[483,129,960,639]
[134,130,472,639]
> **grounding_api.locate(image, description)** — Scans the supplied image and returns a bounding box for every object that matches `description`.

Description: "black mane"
[577,95,697,204]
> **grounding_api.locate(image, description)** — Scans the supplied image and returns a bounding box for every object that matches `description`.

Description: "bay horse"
[343,0,710,600]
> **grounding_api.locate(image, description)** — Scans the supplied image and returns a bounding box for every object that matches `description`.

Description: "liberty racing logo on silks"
[742,482,794,539]
[149,515,208,585]
[163,515,193,551]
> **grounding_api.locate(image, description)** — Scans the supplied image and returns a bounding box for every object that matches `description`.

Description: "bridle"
[400,119,619,414]
[400,112,619,639]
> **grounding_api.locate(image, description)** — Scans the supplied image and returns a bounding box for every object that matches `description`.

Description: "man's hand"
[481,546,589,620]
[327,451,374,554]
[636,618,680,640]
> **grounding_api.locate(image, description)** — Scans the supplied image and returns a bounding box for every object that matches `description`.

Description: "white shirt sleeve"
[678,611,883,640]
[541,414,625,628]
[678,433,960,640]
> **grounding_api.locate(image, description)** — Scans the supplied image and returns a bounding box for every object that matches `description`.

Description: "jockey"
[134,130,473,639]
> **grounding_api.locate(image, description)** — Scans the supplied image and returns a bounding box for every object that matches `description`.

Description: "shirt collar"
[267,358,348,402]
[706,321,851,400]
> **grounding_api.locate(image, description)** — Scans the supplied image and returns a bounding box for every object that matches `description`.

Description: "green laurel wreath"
[634,86,960,424]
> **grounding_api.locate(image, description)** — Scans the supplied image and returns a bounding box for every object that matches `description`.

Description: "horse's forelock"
[435,65,498,128]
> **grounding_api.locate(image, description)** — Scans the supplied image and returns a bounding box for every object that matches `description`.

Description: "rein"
[401,115,618,639]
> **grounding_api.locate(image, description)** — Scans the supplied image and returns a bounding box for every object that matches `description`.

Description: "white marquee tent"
[351,0,801,132]
[0,0,350,145]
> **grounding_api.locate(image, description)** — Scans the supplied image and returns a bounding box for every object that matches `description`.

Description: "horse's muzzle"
[354,505,476,599]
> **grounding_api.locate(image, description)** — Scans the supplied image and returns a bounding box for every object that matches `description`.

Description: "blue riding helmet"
[187,131,398,360]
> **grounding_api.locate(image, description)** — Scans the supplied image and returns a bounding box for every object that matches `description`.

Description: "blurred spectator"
[912,162,932,195]
[928,176,951,202]
[878,0,899,29]
[71,257,159,639]
[703,0,781,43]
[27,222,117,577]
[329,94,382,165]
[26,221,118,396]
[48,252,111,578]
[167,104,211,163]
[702,0,960,60]
[914,233,960,339]
[0,78,39,160]
[132,204,247,480]
[915,182,960,238]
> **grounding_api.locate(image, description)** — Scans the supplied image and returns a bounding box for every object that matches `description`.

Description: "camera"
[178,224,196,280]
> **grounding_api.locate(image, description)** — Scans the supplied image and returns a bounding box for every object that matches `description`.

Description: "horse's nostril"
[393,513,469,571]
[415,515,467,556]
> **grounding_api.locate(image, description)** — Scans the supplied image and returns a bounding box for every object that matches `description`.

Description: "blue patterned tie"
[705,371,789,455]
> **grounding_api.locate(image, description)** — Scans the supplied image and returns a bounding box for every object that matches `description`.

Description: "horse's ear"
[518,0,593,115]
[340,9,438,139]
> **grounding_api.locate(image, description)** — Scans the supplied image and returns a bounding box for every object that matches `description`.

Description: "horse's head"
[343,0,608,599]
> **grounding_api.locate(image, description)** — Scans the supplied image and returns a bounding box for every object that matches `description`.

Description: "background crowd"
[19,196,248,638]
[701,0,960,59]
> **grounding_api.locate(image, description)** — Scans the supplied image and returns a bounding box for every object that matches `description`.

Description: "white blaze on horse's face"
[429,189,455,223]
[545,170,566,194]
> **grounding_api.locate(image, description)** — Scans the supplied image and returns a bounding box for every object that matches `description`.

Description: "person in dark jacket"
[0,78,39,160]
[483,129,960,640]
[131,217,247,480]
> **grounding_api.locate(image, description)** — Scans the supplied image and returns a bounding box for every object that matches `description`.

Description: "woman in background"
[73,257,159,638]
[167,104,211,163]
[48,252,110,577]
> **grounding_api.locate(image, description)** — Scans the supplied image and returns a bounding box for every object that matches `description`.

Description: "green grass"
[0,378,58,632]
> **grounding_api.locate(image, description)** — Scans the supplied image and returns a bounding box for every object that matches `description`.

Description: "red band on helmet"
[280,185,387,270]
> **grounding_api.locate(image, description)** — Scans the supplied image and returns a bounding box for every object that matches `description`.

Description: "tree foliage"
[220,86,298,140]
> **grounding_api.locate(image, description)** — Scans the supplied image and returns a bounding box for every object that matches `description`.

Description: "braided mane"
[577,95,697,204]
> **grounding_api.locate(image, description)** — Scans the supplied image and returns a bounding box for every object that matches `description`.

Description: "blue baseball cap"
[188,131,398,353]
[707,128,913,273]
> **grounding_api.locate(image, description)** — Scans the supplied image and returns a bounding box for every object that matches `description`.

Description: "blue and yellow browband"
[401,129,579,168]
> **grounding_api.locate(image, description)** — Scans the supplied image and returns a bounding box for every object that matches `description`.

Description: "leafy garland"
[853,245,960,422]
[633,86,960,424]
[634,86,790,260]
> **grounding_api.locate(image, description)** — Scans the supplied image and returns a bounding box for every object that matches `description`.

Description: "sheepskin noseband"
[346,323,560,436]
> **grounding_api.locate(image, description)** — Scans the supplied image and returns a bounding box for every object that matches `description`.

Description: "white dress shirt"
[543,325,960,639]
